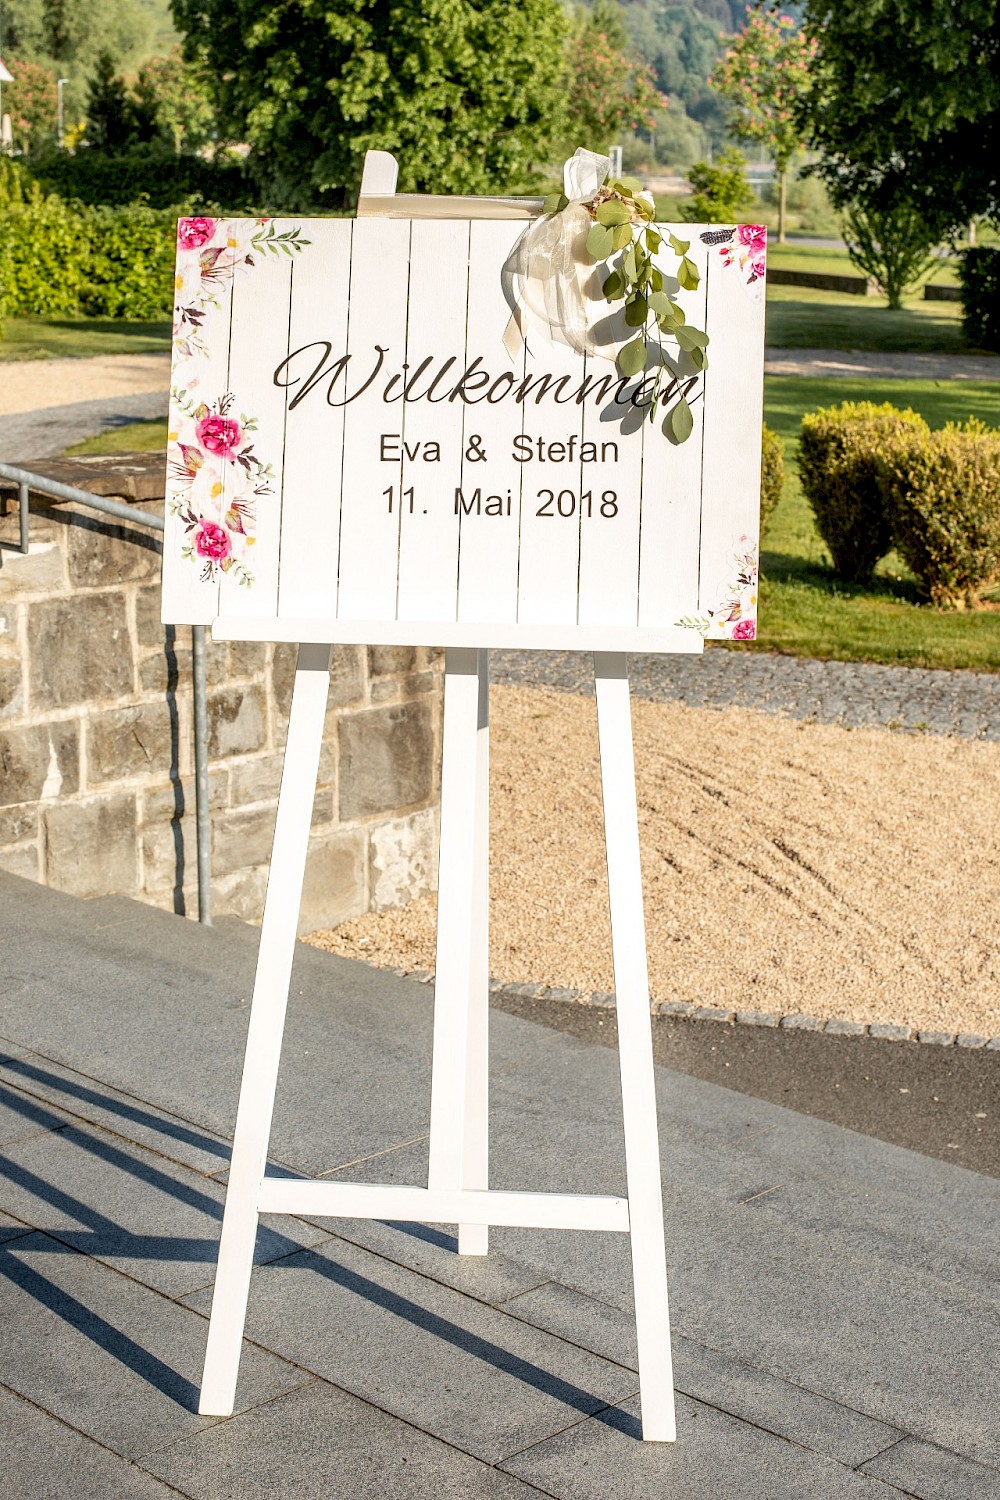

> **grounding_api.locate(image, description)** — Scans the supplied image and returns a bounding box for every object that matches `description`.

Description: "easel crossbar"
[256,1181,630,1232]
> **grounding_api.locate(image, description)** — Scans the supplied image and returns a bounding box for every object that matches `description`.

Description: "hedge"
[883,419,1000,607]
[798,401,930,583]
[760,423,784,536]
[0,159,178,322]
[958,246,1000,353]
[28,143,252,212]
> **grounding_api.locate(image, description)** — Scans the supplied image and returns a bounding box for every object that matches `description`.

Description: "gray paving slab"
[0,1119,331,1297]
[0,1231,307,1461]
[0,1049,234,1174]
[0,1383,182,1500]
[143,1374,545,1500]
[501,1392,896,1499]
[861,1435,1000,1499]
[182,1236,637,1466]
[0,1068,72,1149]
[0,1209,33,1244]
[496,1282,902,1468]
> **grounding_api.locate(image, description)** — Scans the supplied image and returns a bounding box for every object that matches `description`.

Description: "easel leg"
[199,642,332,1416]
[594,651,676,1443]
[428,647,491,1254]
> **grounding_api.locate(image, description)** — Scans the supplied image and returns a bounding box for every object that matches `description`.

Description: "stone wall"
[0,456,442,930]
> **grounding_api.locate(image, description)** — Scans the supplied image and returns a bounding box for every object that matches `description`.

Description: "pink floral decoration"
[177,217,217,251]
[731,618,756,640]
[195,413,242,459]
[193,520,231,563]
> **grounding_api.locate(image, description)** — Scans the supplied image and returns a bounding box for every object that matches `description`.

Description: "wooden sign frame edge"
[196,150,681,1443]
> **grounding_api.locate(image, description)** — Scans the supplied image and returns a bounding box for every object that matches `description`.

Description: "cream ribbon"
[502,149,613,361]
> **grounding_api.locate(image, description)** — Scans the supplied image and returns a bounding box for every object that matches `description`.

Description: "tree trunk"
[778,169,788,244]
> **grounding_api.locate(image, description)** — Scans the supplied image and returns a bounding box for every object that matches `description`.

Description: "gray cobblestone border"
[385,966,999,1049]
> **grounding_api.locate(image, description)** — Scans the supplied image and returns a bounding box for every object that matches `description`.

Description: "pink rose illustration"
[177,217,217,251]
[731,618,756,640]
[737,223,767,255]
[195,414,242,459]
[194,520,231,563]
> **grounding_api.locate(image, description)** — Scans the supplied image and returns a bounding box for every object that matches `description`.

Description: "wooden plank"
[335,217,413,621]
[211,615,704,652]
[256,1180,631,1232]
[637,225,710,631]
[456,220,527,625]
[277,219,354,619]
[395,220,470,622]
[218,223,296,620]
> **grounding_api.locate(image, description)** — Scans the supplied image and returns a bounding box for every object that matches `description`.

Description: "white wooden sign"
[162,213,765,649]
[185,159,770,1447]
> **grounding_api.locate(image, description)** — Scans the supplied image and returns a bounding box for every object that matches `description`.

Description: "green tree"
[134,48,216,153]
[686,146,754,220]
[0,0,153,120]
[802,0,1000,238]
[711,4,816,243]
[565,2,666,149]
[171,0,569,207]
[84,52,155,150]
[841,201,938,311]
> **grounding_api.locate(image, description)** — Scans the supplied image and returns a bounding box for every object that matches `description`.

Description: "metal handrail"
[0,462,212,925]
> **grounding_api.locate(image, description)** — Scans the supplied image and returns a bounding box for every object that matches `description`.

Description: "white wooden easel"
[197,155,677,1442]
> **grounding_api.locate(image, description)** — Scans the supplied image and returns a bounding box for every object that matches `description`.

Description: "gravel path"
[763,346,1000,381]
[0,390,169,461]
[490,649,1000,740]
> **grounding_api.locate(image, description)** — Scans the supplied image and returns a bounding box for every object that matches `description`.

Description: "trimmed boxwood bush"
[883,419,1000,607]
[958,246,1000,353]
[760,422,784,536]
[29,144,252,212]
[798,401,929,583]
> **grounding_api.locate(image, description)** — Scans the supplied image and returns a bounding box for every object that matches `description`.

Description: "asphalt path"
[492,989,999,1178]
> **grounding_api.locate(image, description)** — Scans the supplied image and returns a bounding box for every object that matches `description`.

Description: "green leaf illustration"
[675,324,709,351]
[645,227,662,253]
[612,222,633,250]
[603,269,626,299]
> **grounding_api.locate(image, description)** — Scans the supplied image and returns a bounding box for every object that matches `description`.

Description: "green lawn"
[767,241,960,287]
[62,419,169,457]
[764,286,968,353]
[730,375,1000,672]
[0,317,171,361]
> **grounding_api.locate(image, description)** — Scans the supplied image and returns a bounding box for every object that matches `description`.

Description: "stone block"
[134,583,172,649]
[139,770,228,826]
[212,803,278,876]
[824,1018,866,1036]
[0,652,23,719]
[27,592,133,710]
[63,509,162,587]
[213,863,268,923]
[654,998,694,1017]
[138,641,191,695]
[43,793,137,897]
[694,1006,735,1023]
[736,1010,780,1027]
[955,1034,988,1049]
[918,1030,955,1046]
[299,827,367,934]
[869,1024,912,1042]
[0,720,79,807]
[370,668,440,704]
[0,843,40,881]
[87,700,178,785]
[338,698,435,820]
[780,1013,822,1031]
[370,805,439,909]
[227,639,269,678]
[0,538,65,600]
[0,805,37,844]
[369,644,418,676]
[207,683,267,759]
